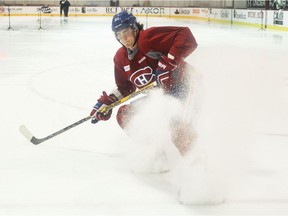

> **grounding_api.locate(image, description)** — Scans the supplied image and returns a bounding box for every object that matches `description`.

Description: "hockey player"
[59,0,70,18]
[90,11,198,155]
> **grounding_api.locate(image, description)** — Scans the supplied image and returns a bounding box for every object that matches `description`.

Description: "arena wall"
[0,6,287,31]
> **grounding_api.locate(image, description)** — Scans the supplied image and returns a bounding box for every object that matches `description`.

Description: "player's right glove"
[90,91,118,124]
[155,55,177,91]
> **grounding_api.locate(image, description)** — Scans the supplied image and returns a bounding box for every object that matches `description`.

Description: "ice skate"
[128,147,170,174]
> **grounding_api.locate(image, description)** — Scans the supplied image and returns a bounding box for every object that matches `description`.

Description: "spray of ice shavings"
[124,89,183,174]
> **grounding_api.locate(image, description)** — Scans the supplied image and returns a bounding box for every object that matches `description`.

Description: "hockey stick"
[19,82,157,145]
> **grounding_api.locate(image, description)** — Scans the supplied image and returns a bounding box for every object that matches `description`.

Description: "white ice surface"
[1,16,288,215]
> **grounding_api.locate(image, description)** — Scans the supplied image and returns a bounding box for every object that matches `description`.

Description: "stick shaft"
[33,116,91,144]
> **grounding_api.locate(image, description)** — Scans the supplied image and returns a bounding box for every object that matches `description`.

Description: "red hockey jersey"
[113,26,198,97]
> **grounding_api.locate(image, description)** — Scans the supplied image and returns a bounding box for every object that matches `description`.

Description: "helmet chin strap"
[132,29,139,47]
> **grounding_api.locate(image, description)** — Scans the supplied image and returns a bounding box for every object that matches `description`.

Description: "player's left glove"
[155,55,177,91]
[90,91,118,124]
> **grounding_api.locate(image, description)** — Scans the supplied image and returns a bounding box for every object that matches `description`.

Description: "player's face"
[116,28,137,50]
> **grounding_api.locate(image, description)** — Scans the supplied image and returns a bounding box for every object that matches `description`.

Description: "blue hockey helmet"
[111,11,137,33]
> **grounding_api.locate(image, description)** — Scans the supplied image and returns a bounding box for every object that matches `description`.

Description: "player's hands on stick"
[155,55,177,91]
[90,91,118,123]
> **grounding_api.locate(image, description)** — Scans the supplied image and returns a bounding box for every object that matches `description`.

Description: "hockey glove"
[155,55,177,91]
[90,91,118,124]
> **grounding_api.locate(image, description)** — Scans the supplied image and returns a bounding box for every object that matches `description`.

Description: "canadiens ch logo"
[129,66,154,87]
